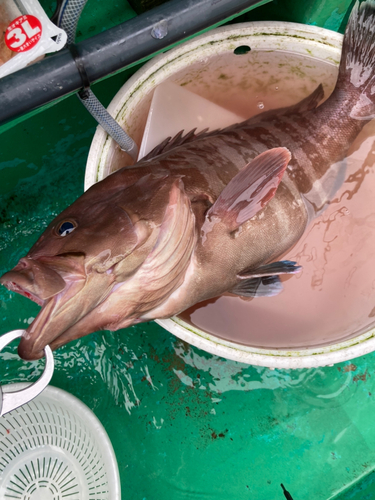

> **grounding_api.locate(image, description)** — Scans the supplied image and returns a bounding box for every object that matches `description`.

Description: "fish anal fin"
[206,147,291,232]
[238,260,302,279]
[230,275,283,298]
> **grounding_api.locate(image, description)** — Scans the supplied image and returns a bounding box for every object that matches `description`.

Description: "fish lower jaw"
[2,280,44,306]
[19,299,55,360]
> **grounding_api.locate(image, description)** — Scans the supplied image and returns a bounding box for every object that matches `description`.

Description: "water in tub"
[140,55,375,350]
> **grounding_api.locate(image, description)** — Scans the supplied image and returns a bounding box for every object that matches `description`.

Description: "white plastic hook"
[0,329,54,416]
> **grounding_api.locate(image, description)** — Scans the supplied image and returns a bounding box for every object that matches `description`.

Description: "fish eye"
[57,221,76,237]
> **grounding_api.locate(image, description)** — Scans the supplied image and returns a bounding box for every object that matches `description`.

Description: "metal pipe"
[0,0,266,126]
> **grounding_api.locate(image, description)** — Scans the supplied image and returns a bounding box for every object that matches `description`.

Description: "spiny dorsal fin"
[204,147,291,232]
[141,127,219,161]
[140,84,324,162]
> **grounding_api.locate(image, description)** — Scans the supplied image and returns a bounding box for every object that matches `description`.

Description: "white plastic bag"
[0,0,67,78]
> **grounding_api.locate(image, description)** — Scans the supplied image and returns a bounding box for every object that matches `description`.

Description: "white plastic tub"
[85,22,375,369]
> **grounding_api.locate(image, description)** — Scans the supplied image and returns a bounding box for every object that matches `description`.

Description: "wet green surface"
[1,64,375,500]
[2,1,375,499]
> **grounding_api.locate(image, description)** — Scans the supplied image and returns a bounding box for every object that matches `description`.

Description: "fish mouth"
[0,257,66,304]
[1,279,45,307]
[1,254,117,360]
[0,255,89,360]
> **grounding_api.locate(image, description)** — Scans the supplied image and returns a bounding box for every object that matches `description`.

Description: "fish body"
[2,1,375,359]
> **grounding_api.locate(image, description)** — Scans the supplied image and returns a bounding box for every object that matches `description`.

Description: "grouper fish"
[2,1,375,360]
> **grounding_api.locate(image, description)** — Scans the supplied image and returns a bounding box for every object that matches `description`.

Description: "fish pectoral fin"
[206,147,291,231]
[230,275,283,298]
[238,260,302,279]
[230,260,302,298]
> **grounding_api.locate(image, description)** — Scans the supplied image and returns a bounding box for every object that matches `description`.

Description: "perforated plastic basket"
[0,384,120,500]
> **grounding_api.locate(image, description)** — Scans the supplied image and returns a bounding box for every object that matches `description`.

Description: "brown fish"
[2,1,375,360]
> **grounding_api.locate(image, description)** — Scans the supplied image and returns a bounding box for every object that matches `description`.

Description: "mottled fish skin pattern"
[2,1,375,360]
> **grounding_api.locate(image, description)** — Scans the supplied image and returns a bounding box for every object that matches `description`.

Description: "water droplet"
[275,86,279,90]
[257,101,265,110]
[151,20,168,39]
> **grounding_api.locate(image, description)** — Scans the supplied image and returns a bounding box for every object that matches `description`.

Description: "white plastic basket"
[0,384,120,500]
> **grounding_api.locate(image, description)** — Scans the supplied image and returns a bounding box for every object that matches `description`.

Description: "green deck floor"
[2,0,375,498]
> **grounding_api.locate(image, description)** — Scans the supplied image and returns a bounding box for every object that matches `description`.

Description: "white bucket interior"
[85,22,375,368]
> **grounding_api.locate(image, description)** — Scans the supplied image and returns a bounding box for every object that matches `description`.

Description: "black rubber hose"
[0,0,265,126]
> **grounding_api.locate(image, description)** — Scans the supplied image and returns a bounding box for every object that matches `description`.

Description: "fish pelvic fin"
[231,275,283,298]
[205,147,291,232]
[230,260,301,298]
[338,0,375,120]
[238,260,302,279]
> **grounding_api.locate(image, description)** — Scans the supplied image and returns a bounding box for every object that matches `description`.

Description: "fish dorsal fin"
[205,147,291,232]
[140,85,324,162]
[276,83,324,115]
[247,84,324,124]
[129,179,197,313]
[141,127,217,161]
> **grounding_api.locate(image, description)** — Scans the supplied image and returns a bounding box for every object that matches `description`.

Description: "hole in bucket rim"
[234,45,251,55]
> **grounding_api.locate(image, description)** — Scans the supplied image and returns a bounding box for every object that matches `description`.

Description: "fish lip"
[1,280,45,307]
[0,256,68,302]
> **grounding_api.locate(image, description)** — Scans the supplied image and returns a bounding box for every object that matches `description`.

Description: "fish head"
[0,173,169,360]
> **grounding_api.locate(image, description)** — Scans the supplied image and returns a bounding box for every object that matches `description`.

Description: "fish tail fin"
[337,0,375,120]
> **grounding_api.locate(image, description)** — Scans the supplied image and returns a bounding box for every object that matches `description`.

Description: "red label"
[5,15,42,53]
